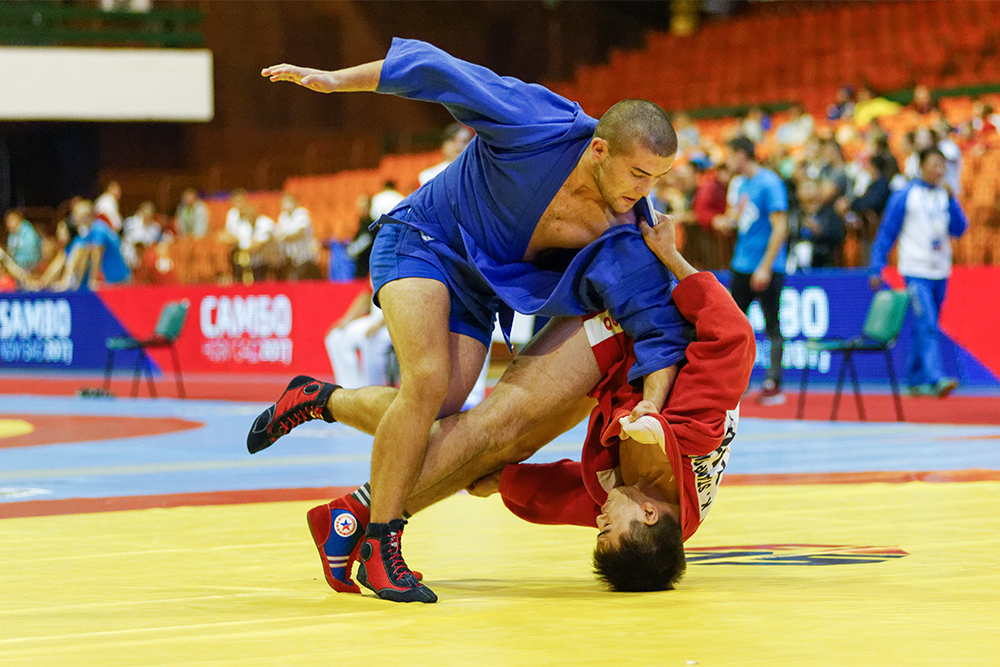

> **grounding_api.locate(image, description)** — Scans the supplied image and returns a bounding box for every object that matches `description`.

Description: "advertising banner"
[0,292,130,370]
[1,281,368,377]
[2,269,997,389]
[727,269,998,389]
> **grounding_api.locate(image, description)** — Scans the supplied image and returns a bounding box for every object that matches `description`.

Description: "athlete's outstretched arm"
[261,60,384,94]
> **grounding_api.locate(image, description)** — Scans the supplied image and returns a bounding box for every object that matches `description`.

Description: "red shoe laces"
[279,405,323,434]
[385,530,412,580]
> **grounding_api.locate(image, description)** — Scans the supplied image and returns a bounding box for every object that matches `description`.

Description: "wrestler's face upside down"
[596,485,676,549]
[593,485,686,592]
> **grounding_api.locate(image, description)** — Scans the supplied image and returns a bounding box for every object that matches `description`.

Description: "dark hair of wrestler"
[594,99,678,159]
[592,515,686,592]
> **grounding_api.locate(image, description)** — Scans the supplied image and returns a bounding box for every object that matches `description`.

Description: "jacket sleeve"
[498,460,601,528]
[584,230,693,383]
[869,187,907,274]
[376,38,583,150]
[652,272,755,456]
[948,195,969,238]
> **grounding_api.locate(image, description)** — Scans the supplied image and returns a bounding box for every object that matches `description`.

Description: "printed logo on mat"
[333,512,358,538]
[686,544,908,566]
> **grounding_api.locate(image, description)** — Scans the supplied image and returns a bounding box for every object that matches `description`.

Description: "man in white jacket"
[869,147,968,397]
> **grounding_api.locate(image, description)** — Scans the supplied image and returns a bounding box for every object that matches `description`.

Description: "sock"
[350,482,411,519]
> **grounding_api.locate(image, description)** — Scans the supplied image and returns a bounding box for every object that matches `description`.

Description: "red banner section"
[940,266,1000,383]
[98,281,369,376]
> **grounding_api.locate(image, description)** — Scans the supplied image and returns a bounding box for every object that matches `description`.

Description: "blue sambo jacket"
[376,38,688,382]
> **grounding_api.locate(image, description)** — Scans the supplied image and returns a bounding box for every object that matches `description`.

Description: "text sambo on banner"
[0,281,369,376]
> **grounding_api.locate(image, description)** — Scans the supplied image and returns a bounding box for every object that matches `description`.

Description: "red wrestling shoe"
[306,496,372,594]
[356,520,437,603]
[247,375,338,454]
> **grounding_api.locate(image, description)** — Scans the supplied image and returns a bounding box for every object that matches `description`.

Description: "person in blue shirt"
[719,136,789,405]
[869,147,968,397]
[62,200,131,290]
[254,40,684,603]
[4,210,42,274]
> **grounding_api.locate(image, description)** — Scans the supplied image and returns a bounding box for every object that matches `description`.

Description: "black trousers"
[730,270,785,386]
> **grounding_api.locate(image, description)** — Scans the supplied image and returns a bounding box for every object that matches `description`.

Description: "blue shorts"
[369,218,498,348]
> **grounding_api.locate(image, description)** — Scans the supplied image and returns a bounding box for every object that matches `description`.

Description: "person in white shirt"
[418,123,474,186]
[325,284,394,389]
[249,210,279,281]
[276,192,317,279]
[224,190,254,251]
[775,104,815,149]
[869,147,968,397]
[369,180,404,220]
[175,188,210,238]
[94,181,123,233]
[121,201,162,268]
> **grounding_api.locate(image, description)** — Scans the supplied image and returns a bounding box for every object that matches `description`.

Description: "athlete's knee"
[396,357,450,407]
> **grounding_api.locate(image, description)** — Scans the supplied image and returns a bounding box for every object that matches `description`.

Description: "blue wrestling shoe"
[307,497,370,594]
[247,375,338,454]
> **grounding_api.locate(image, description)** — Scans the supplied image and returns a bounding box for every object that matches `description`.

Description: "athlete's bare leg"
[324,316,600,515]
[368,277,487,524]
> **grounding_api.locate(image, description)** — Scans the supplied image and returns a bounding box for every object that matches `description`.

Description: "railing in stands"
[0,2,204,48]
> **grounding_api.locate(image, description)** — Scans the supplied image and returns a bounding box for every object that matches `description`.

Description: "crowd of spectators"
[3,85,998,293]
[0,178,329,291]
[651,85,1000,274]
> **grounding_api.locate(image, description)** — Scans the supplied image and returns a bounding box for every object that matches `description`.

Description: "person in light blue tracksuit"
[869,147,968,397]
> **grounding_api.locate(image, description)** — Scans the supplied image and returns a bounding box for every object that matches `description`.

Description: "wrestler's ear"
[590,137,610,161]
[641,501,659,526]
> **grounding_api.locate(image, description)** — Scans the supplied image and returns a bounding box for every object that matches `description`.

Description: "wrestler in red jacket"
[493,266,755,591]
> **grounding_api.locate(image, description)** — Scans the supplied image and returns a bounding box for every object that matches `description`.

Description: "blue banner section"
[718,269,998,389]
[0,291,150,372]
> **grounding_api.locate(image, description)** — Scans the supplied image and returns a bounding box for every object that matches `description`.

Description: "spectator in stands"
[221,190,254,283]
[690,155,729,270]
[818,139,852,203]
[345,194,377,279]
[135,238,178,285]
[418,123,474,186]
[971,100,999,137]
[4,210,42,274]
[276,192,319,280]
[718,136,789,405]
[325,285,394,389]
[775,103,815,149]
[869,147,968,398]
[853,86,901,127]
[247,207,280,282]
[176,188,210,238]
[29,219,74,291]
[673,112,701,153]
[121,201,163,269]
[57,199,131,290]
[849,152,896,266]
[94,181,123,233]
[739,108,766,143]
[903,126,961,196]
[910,84,939,117]
[800,179,846,268]
[933,120,964,197]
[827,85,856,122]
[370,180,404,220]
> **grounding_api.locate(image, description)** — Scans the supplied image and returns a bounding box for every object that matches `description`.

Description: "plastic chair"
[796,289,909,422]
[104,300,190,398]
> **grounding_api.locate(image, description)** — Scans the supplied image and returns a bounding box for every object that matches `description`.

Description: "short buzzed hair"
[595,99,677,158]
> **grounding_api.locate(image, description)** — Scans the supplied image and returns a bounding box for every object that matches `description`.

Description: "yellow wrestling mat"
[2,483,999,667]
